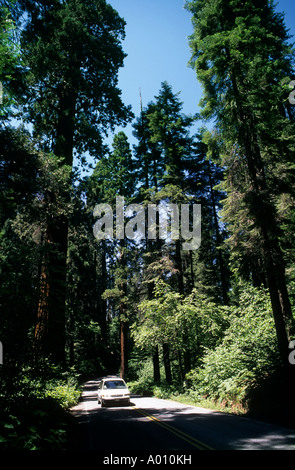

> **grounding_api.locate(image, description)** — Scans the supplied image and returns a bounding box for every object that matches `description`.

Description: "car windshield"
[103,380,127,389]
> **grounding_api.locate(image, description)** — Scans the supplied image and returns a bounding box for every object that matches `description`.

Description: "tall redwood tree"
[186,0,295,364]
[15,0,133,362]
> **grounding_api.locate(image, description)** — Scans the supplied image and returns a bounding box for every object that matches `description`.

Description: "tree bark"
[35,85,76,364]
[120,320,125,379]
[207,163,229,305]
[162,343,172,384]
[119,239,128,379]
[152,346,161,383]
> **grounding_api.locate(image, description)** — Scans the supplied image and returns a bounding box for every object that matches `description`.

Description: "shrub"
[44,381,81,409]
[186,284,280,408]
[127,358,155,396]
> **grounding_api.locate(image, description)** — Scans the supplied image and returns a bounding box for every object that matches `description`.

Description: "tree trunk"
[207,163,229,305]
[177,349,184,383]
[35,85,76,364]
[97,241,107,337]
[162,343,172,384]
[35,214,68,364]
[152,346,161,383]
[119,239,128,379]
[47,214,68,364]
[175,239,184,295]
[34,261,49,354]
[120,320,125,379]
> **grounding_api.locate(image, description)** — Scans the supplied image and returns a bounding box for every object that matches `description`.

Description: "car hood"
[102,389,130,396]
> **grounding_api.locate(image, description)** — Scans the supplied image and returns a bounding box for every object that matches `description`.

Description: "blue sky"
[106,0,295,149]
[108,0,201,146]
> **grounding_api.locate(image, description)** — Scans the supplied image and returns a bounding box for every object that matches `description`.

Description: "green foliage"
[185,0,295,363]
[0,2,21,116]
[16,0,133,162]
[132,279,229,362]
[0,362,81,450]
[0,402,70,450]
[186,284,280,407]
[128,358,156,396]
[133,81,194,192]
[133,281,182,349]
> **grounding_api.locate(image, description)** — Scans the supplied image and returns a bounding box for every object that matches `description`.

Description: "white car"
[97,376,130,407]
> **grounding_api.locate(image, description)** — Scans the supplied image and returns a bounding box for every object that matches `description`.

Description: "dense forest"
[1,0,295,450]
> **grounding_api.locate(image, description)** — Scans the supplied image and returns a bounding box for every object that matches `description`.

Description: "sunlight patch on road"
[132,406,214,451]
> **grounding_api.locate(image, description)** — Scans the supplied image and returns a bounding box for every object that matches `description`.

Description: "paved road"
[70,380,295,452]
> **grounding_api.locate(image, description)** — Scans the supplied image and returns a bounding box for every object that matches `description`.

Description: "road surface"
[70,380,295,452]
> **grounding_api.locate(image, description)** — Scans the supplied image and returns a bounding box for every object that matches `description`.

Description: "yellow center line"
[132,406,214,451]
